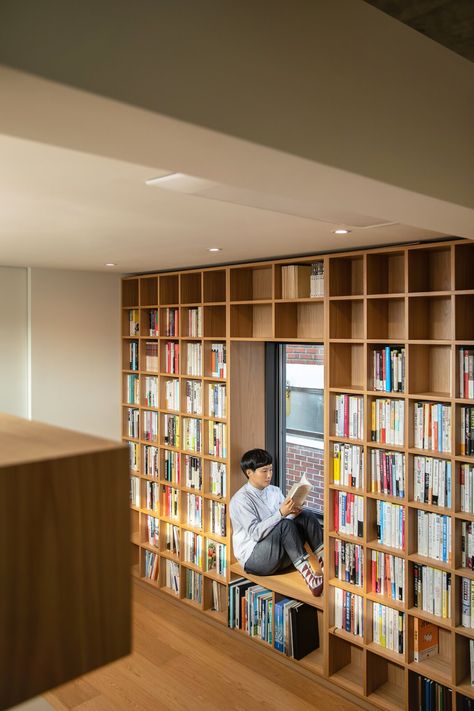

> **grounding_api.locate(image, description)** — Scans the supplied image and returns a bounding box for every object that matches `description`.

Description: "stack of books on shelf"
[183,417,201,452]
[414,402,451,453]
[460,406,474,455]
[126,374,139,404]
[183,530,203,567]
[129,341,139,370]
[413,563,451,618]
[281,264,311,299]
[206,540,227,577]
[164,307,179,337]
[334,492,364,537]
[146,308,158,336]
[164,341,179,374]
[370,449,405,497]
[128,309,139,335]
[143,376,158,407]
[334,394,363,440]
[370,398,405,445]
[413,618,438,661]
[186,493,203,528]
[146,515,159,547]
[208,421,227,458]
[372,346,406,392]
[165,559,180,594]
[333,443,364,487]
[208,383,226,418]
[144,550,159,581]
[376,501,405,550]
[228,579,272,643]
[143,410,158,441]
[334,589,363,637]
[211,343,226,378]
[186,342,202,376]
[165,379,179,410]
[185,380,202,414]
[370,551,405,601]
[461,577,474,628]
[164,523,180,555]
[145,341,159,371]
[187,307,202,337]
[184,455,201,489]
[210,461,227,497]
[185,569,202,603]
[412,674,452,711]
[162,485,179,520]
[459,347,474,398]
[145,481,159,512]
[416,511,451,563]
[275,598,320,660]
[130,476,140,507]
[127,408,139,438]
[144,444,159,477]
[461,522,474,568]
[333,540,363,586]
[209,501,226,537]
[414,456,452,507]
[163,449,179,483]
[372,602,404,654]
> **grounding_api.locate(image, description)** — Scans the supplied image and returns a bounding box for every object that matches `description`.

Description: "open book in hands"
[286,473,312,512]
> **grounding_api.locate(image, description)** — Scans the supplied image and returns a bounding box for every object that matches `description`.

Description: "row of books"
[275,597,320,660]
[414,402,451,453]
[208,383,226,418]
[143,410,158,442]
[333,540,363,587]
[334,589,363,637]
[164,523,180,556]
[186,342,202,376]
[128,340,139,371]
[128,309,140,336]
[281,263,325,299]
[371,550,405,602]
[186,492,203,528]
[184,455,201,489]
[143,376,158,407]
[126,374,140,404]
[333,491,364,537]
[209,500,227,537]
[413,618,439,661]
[370,449,405,497]
[146,515,159,547]
[413,564,451,619]
[211,343,226,379]
[146,308,159,336]
[185,569,202,603]
[165,559,180,594]
[144,341,159,372]
[144,444,159,477]
[146,481,159,512]
[183,530,203,567]
[372,602,404,654]
[461,521,474,569]
[334,394,364,440]
[164,448,179,482]
[376,500,405,550]
[164,341,179,374]
[144,550,159,581]
[129,442,139,471]
[163,414,179,447]
[127,407,139,438]
[163,307,179,337]
[165,378,180,410]
[211,580,227,613]
[461,577,474,629]
[370,398,405,446]
[416,511,451,564]
[372,346,405,393]
[228,579,273,642]
[460,406,474,456]
[412,674,452,711]
[207,540,227,577]
[186,307,202,338]
[182,416,202,452]
[460,347,474,399]
[333,443,364,488]
[184,379,202,414]
[414,456,452,508]
[162,485,179,520]
[130,476,140,508]
[208,421,227,458]
[210,461,227,498]
[461,464,474,513]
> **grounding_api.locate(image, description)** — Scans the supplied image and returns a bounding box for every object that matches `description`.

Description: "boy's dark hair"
[240,448,272,477]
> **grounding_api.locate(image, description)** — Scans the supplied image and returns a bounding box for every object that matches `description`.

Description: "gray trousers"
[244,509,323,576]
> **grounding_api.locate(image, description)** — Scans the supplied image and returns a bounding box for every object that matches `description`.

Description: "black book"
[289,602,319,661]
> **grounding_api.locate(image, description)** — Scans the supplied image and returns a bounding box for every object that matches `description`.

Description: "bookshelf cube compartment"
[366,653,405,711]
[204,305,226,338]
[329,299,364,339]
[457,346,474,399]
[454,519,474,571]
[181,378,203,415]
[456,243,474,291]
[409,345,453,398]
[141,375,158,408]
[407,507,453,564]
[122,278,139,307]
[123,373,140,405]
[204,341,227,379]
[140,308,159,337]
[455,633,474,691]
[297,608,325,674]
[160,559,182,597]
[203,269,226,303]
[160,522,181,559]
[408,246,452,293]
[160,307,180,337]
[205,380,227,419]
[407,616,452,686]
[180,272,202,304]
[141,409,159,444]
[275,261,323,300]
[140,339,159,373]
[139,276,158,306]
[275,301,324,340]
[408,670,453,710]
[409,400,452,454]
[180,306,203,338]
[330,488,364,538]
[367,497,406,553]
[182,453,203,492]
[230,304,272,338]
[328,636,364,695]
[368,396,405,447]
[182,416,203,454]
[329,256,364,297]
[161,447,180,486]
[130,508,140,546]
[123,339,139,371]
[141,512,160,548]
[140,547,160,585]
[230,265,272,301]
[159,274,179,305]
[182,340,203,377]
[123,308,140,337]
[367,251,405,296]
[330,392,364,440]
[204,459,227,499]
[161,413,180,449]
[330,343,364,390]
[455,462,474,515]
[456,404,474,458]
[161,340,180,375]
[456,296,474,341]
[409,296,452,341]
[367,344,406,393]
[203,578,228,623]
[123,406,139,440]
[367,298,406,340]
[160,377,180,413]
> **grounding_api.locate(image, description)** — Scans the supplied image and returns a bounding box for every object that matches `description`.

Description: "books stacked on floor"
[414,456,452,507]
[228,579,272,643]
[334,589,363,637]
[184,379,202,414]
[413,618,438,661]
[145,341,158,372]
[460,406,474,455]
[163,449,179,483]
[185,569,202,603]
[281,264,311,299]
[184,455,201,489]
[211,343,226,378]
[208,421,227,458]
[333,540,363,587]
[144,376,158,407]
[459,347,474,398]
[372,345,405,392]
[210,461,227,497]
[333,443,364,487]
[461,577,474,628]
[461,522,474,569]
[275,597,320,660]
[333,491,364,537]
[164,341,179,374]
[370,449,405,497]
[334,394,363,439]
[186,493,203,528]
[412,674,452,711]
[164,307,179,337]
[129,340,139,370]
[376,501,405,550]
[372,602,404,654]
[186,342,202,376]
[206,540,227,577]
[208,383,227,418]
[413,564,451,618]
[461,464,474,512]
[165,559,180,594]
[413,402,451,453]
[370,551,405,602]
[370,398,405,445]
[165,378,179,410]
[144,551,159,581]
[183,417,202,452]
[417,511,451,563]
[128,309,139,335]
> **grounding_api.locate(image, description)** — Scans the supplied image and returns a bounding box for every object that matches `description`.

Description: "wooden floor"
[45,582,363,711]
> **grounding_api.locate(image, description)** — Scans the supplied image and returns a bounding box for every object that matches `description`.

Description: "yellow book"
[333,444,340,484]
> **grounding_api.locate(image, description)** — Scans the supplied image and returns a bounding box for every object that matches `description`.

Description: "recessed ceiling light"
[208,247,222,252]
[332,228,351,235]
[105,263,117,267]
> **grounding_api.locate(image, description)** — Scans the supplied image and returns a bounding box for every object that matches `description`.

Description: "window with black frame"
[266,343,324,514]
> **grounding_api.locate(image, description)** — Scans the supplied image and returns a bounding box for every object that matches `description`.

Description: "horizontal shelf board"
[203,569,229,583]
[141,576,160,589]
[181,560,204,574]
[407,392,452,401]
[367,293,406,299]
[329,386,365,393]
[329,531,365,545]
[366,390,407,398]
[367,686,405,711]
[407,607,452,629]
[159,550,180,564]
[328,339,365,344]
[367,492,407,505]
[365,641,405,665]
[230,300,273,305]
[456,398,474,405]
[455,455,474,463]
[328,626,364,647]
[409,291,453,297]
[408,447,452,460]
[454,625,474,640]
[230,562,324,610]
[160,585,181,599]
[408,554,452,573]
[366,540,405,556]
[140,542,160,554]
[329,295,364,301]
[407,657,452,687]
[328,578,364,595]
[329,483,365,496]
[329,435,365,446]
[367,442,406,452]
[328,669,364,697]
[455,567,474,580]
[408,501,453,515]
[296,648,325,676]
[275,297,324,303]
[455,512,474,522]
[202,608,227,625]
[181,597,204,611]
[455,679,474,699]
[365,592,405,611]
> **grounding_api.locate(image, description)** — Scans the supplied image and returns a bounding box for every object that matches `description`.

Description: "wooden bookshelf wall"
[122,239,474,711]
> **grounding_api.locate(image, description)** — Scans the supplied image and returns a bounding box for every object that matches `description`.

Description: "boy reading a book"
[229,448,324,596]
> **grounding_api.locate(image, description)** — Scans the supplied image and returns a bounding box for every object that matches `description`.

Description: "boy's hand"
[279,497,301,517]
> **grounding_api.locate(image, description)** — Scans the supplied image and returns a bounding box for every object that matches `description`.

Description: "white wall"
[30,268,121,440]
[0,266,28,417]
